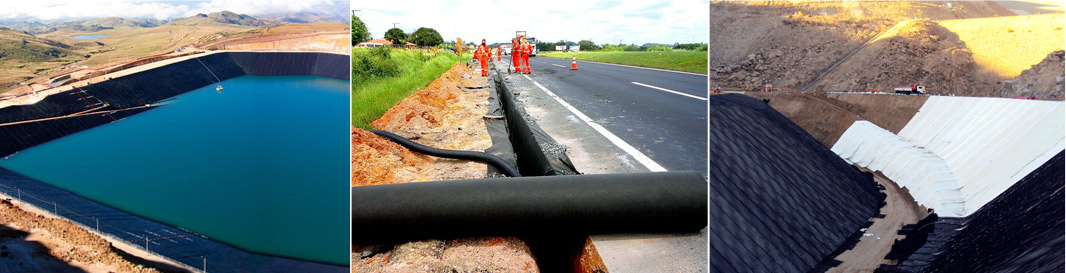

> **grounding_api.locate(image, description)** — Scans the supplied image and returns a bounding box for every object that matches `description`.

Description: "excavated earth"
[711,1,1064,99]
[0,199,167,273]
[351,63,538,273]
[352,63,493,185]
[810,19,1002,96]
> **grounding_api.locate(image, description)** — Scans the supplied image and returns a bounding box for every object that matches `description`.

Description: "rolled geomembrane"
[351,171,707,244]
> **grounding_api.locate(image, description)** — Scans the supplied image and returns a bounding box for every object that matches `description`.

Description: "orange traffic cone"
[570,56,578,70]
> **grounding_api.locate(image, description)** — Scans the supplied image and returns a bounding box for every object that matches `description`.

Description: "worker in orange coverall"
[475,39,491,77]
[497,45,502,61]
[520,38,532,74]
[511,38,520,73]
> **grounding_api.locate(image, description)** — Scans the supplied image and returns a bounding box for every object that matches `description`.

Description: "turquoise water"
[74,35,106,39]
[0,75,349,265]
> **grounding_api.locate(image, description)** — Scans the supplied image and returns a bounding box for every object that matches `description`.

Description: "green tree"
[647,45,672,51]
[409,27,443,46]
[577,40,600,51]
[351,15,369,45]
[384,28,407,45]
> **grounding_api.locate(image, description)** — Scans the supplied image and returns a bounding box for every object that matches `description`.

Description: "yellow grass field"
[937,13,1065,78]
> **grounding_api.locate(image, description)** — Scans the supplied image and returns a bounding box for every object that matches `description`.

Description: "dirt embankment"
[813,13,1065,98]
[197,32,349,54]
[0,199,171,273]
[743,92,926,147]
[710,1,1017,92]
[351,63,540,272]
[351,62,493,186]
[1001,50,1065,100]
[710,2,895,90]
[810,19,1002,96]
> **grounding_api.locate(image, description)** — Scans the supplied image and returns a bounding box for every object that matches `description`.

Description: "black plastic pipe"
[368,129,521,177]
[351,171,707,244]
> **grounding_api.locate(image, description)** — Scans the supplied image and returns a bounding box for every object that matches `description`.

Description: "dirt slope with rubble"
[1002,50,1065,100]
[808,19,1002,96]
[0,199,177,273]
[811,13,1065,98]
[710,1,1016,91]
[351,63,493,186]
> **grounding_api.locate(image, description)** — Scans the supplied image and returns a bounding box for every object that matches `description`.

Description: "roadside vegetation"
[351,46,465,128]
[540,50,707,74]
[537,41,707,73]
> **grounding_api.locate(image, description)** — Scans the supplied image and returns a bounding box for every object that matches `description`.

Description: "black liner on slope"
[491,73,579,176]
[0,167,347,273]
[482,68,519,177]
[877,151,1065,273]
[707,94,883,273]
[350,171,707,245]
[0,52,348,157]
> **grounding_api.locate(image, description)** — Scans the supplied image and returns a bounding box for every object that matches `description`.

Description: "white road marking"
[551,64,565,68]
[522,74,668,172]
[541,57,708,76]
[631,82,707,101]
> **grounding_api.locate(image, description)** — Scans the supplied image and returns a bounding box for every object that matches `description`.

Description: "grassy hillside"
[352,48,465,128]
[166,11,276,27]
[0,28,85,90]
[41,24,252,67]
[540,51,707,74]
[83,17,163,29]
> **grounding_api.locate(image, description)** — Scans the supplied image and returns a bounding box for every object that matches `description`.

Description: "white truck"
[895,84,925,95]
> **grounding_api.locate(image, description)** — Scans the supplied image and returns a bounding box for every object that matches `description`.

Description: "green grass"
[539,51,707,74]
[351,48,465,129]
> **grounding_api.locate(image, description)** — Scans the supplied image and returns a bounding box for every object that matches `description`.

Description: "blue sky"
[4,0,340,21]
[352,0,710,45]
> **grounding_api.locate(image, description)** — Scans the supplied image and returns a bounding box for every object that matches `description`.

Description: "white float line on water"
[521,74,668,172]
[631,82,707,101]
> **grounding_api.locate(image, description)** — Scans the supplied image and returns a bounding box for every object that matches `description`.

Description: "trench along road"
[491,55,708,272]
[506,55,708,177]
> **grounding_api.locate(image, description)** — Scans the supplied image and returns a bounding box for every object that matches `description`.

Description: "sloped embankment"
[808,19,1001,96]
[708,94,883,272]
[1002,50,1065,100]
[351,63,493,185]
[709,1,1012,91]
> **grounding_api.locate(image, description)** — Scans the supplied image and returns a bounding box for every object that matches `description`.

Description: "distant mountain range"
[165,11,275,27]
[0,9,347,35]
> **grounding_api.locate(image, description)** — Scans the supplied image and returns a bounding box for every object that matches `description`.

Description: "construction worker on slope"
[511,38,521,73]
[520,37,532,74]
[475,39,491,77]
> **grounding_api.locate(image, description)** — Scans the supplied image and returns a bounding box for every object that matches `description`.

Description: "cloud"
[5,0,336,21]
[590,0,623,11]
[353,0,708,45]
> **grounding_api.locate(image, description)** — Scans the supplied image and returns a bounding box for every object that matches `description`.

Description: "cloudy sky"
[353,0,709,45]
[4,0,340,21]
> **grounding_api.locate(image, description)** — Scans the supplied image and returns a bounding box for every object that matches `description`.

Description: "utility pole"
[393,23,399,28]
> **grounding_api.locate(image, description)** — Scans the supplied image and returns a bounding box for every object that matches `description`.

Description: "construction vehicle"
[895,84,925,95]
[528,37,538,56]
[515,31,538,57]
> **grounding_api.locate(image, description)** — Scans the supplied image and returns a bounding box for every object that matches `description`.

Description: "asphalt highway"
[521,56,707,177]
